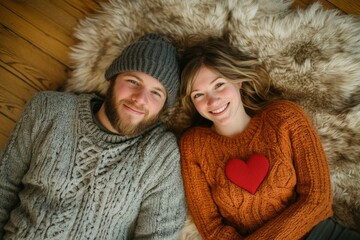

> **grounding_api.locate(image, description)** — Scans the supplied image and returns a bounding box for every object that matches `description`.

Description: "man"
[0,34,187,239]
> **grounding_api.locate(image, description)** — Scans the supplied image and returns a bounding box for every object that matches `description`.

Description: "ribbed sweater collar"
[193,113,263,145]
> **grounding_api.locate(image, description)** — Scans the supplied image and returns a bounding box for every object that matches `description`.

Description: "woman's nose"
[207,93,219,106]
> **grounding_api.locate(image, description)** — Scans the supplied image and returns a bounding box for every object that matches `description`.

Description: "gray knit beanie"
[105,33,179,107]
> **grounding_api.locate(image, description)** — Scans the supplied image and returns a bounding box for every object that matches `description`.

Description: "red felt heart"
[225,154,269,194]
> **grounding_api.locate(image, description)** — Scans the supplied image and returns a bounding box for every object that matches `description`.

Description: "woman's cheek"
[194,101,206,116]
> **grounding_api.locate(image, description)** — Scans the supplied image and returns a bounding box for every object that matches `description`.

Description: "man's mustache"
[120,99,148,115]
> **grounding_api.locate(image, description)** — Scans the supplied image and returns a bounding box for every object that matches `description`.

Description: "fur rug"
[64,0,360,236]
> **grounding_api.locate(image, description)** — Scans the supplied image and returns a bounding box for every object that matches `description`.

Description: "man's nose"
[131,89,148,105]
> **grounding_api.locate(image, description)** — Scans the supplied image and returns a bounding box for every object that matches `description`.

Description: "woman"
[179,37,360,239]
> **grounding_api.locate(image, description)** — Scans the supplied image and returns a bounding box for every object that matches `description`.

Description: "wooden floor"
[0,0,105,149]
[0,0,359,150]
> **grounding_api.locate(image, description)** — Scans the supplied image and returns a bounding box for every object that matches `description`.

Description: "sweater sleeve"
[180,130,243,240]
[246,101,333,240]
[133,134,187,240]
[0,93,44,238]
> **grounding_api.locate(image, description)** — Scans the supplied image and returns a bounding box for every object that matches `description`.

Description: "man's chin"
[116,117,159,136]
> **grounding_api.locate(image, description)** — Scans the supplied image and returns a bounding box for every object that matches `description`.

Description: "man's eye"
[127,79,139,86]
[152,91,162,98]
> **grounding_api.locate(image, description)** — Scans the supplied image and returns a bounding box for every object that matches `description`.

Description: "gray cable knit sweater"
[0,91,186,240]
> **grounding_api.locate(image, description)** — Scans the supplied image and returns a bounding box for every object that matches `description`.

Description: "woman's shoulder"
[263,100,307,117]
[264,99,303,111]
[261,100,311,126]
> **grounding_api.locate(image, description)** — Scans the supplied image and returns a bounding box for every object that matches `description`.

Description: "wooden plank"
[292,0,338,10]
[0,115,15,150]
[49,0,106,24]
[64,0,104,16]
[50,0,89,20]
[329,0,360,15]
[0,4,71,66]
[0,0,75,47]
[12,0,79,33]
[0,66,39,104]
[0,66,37,126]
[0,84,28,124]
[0,25,67,91]
[0,67,37,149]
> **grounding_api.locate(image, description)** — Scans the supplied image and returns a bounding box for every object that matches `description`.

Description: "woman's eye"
[192,93,202,100]
[215,82,225,89]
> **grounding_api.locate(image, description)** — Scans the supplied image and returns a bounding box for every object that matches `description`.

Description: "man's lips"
[123,103,145,115]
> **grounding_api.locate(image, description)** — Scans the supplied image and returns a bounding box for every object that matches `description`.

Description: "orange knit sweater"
[180,100,333,240]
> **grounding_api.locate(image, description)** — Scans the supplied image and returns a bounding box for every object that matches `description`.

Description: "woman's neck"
[212,110,251,137]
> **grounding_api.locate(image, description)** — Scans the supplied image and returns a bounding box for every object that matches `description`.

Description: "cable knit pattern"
[0,91,186,240]
[180,100,333,240]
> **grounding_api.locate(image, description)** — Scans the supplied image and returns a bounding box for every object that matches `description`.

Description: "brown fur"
[64,0,360,235]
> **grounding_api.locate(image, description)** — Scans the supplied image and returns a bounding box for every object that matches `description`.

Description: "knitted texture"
[180,100,333,240]
[0,91,186,239]
[105,34,179,107]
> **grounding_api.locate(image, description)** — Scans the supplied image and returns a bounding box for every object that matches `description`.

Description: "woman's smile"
[209,103,229,115]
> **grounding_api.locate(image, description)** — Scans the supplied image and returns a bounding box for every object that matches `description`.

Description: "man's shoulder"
[30,91,96,107]
[32,91,78,101]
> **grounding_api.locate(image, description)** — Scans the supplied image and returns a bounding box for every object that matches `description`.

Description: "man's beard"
[104,82,162,136]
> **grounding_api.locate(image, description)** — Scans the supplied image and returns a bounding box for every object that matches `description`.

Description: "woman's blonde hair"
[179,37,278,129]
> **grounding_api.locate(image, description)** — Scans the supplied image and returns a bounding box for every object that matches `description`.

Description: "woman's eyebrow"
[191,76,222,94]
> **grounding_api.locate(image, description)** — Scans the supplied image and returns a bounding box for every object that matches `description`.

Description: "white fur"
[64,0,360,234]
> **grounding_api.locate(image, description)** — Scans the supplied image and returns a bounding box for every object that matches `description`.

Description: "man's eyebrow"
[123,73,142,81]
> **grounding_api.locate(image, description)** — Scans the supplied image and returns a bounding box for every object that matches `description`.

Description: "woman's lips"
[210,103,229,114]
